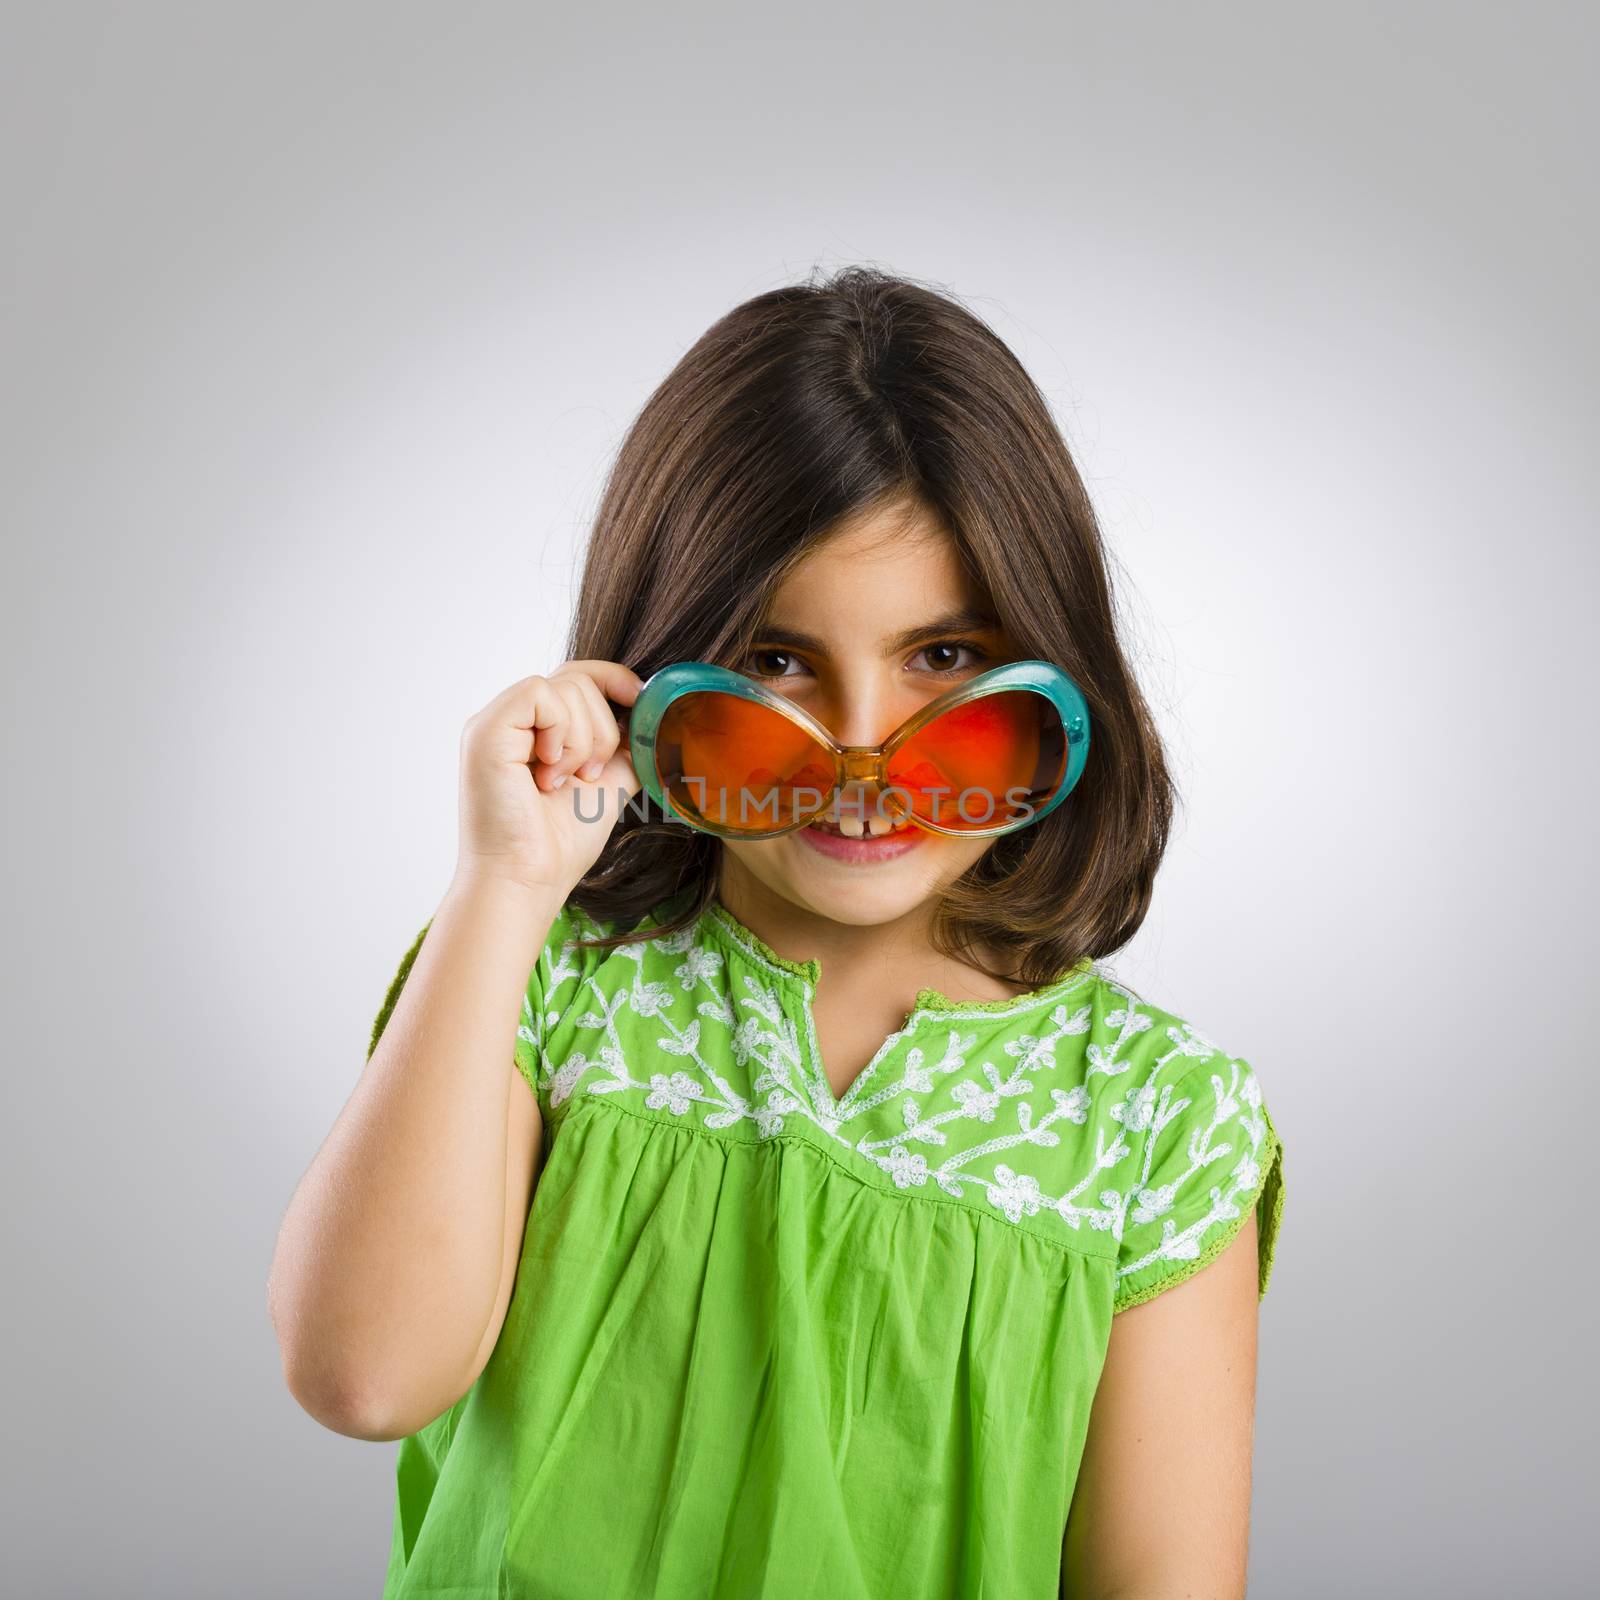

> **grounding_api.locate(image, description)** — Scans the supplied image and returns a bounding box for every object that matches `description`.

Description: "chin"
[729,830,978,926]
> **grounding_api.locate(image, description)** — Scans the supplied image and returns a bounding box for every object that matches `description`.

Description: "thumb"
[604,744,645,800]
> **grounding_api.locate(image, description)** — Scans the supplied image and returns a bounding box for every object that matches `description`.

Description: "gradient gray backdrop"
[3,3,1592,1595]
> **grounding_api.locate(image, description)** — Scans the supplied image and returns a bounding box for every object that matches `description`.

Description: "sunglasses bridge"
[836,747,887,783]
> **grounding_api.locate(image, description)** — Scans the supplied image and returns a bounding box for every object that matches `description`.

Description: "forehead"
[760,500,996,637]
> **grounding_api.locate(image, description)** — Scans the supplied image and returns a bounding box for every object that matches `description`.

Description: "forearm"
[269,870,562,1431]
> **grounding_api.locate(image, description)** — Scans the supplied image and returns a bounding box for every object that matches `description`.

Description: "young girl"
[270,266,1285,1599]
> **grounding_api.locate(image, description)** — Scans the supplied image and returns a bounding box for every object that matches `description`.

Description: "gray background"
[2,2,1592,1594]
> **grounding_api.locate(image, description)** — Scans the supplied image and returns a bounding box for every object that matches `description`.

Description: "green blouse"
[367,891,1285,1598]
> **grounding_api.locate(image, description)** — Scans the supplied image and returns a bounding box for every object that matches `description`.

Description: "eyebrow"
[752,605,1004,656]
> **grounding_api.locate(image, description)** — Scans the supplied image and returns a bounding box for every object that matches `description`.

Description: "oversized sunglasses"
[621,658,1090,840]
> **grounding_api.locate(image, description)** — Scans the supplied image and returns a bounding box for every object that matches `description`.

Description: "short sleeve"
[511,899,608,1105]
[1112,1045,1285,1313]
[364,902,592,1102]
[367,920,433,1062]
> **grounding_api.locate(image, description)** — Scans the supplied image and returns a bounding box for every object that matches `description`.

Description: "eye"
[912,638,992,674]
[741,647,808,679]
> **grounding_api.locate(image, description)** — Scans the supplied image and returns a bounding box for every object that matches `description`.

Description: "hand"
[453,659,646,896]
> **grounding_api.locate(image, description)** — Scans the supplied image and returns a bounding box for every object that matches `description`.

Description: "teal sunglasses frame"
[622,657,1091,841]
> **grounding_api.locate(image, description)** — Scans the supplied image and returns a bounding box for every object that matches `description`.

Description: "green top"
[367,891,1285,1599]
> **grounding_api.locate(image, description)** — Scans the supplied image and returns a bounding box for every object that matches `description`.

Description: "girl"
[270,266,1285,1599]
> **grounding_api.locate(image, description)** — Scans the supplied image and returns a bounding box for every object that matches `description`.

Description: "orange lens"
[656,691,836,834]
[886,690,1067,831]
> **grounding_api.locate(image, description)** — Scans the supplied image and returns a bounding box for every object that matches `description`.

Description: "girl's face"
[717,499,1016,931]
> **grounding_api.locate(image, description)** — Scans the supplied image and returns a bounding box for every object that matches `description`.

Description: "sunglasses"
[621,658,1090,840]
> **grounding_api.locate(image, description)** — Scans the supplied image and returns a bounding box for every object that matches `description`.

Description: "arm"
[268,872,561,1441]
[1061,1210,1261,1600]
[267,661,641,1441]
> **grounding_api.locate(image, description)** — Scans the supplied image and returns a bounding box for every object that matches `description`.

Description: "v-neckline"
[803,996,921,1113]
[697,896,1097,1118]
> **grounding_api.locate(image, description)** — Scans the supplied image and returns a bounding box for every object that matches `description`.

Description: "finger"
[603,739,644,800]
[476,672,567,736]
[568,673,622,782]
[540,676,596,789]
[472,664,644,782]
[467,674,568,771]
[564,659,647,711]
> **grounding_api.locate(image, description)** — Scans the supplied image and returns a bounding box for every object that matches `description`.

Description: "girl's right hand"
[454,659,647,896]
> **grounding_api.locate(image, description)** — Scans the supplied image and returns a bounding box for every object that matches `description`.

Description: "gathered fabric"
[367,892,1285,1598]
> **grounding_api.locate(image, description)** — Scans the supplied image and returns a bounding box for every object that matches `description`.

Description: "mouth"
[796,808,924,861]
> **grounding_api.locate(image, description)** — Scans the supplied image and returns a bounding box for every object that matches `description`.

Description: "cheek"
[718,837,792,891]
[953,837,998,872]
[911,833,994,886]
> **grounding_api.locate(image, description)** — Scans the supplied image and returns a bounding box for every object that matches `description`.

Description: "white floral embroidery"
[989,1165,1047,1222]
[628,975,674,1018]
[883,1147,930,1189]
[1056,1085,1091,1123]
[503,904,1277,1286]
[1111,1084,1157,1132]
[1131,1183,1176,1223]
[1113,1058,1270,1284]
[951,1078,1002,1123]
[645,1071,700,1115]
[674,946,724,991]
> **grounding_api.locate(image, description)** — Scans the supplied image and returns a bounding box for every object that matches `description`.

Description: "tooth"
[867,813,894,836]
[839,813,865,838]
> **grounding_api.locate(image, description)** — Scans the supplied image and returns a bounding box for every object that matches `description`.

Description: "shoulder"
[365,894,688,1074]
[1066,966,1286,1312]
[533,894,699,999]
[1068,965,1257,1118]
[514,894,702,1102]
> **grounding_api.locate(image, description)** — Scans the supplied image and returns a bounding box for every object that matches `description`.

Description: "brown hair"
[558,264,1175,989]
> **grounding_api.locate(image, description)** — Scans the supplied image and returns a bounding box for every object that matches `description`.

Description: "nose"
[821,673,906,751]
[818,677,913,818]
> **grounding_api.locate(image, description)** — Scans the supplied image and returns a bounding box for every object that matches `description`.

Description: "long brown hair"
[559,264,1175,989]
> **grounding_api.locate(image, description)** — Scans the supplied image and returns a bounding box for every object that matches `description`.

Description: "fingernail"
[580,760,602,780]
[552,774,567,789]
